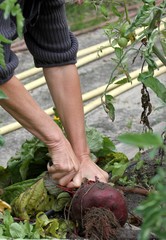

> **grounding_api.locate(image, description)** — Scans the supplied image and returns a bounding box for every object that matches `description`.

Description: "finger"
[66,172,82,188]
[47,162,66,176]
[57,172,77,186]
[49,168,77,185]
[48,169,74,180]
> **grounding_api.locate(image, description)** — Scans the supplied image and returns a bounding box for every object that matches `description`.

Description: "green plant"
[0,0,24,68]
[0,210,40,239]
[0,35,12,69]
[0,209,74,239]
[136,167,166,240]
[92,0,166,128]
[118,131,166,239]
[94,5,166,238]
[0,135,4,146]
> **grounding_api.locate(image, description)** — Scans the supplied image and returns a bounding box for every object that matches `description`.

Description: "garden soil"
[0,28,166,239]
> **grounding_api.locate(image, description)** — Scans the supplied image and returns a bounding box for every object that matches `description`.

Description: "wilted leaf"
[105,94,115,121]
[11,178,55,220]
[138,72,166,103]
[0,200,11,213]
[1,177,40,203]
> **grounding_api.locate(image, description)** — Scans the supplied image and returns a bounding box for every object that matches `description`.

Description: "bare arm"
[44,65,109,187]
[0,76,80,187]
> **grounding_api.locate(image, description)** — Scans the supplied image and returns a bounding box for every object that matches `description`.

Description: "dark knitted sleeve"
[24,0,78,68]
[0,11,19,84]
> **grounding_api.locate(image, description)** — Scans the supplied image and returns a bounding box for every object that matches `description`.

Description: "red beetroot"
[70,181,128,227]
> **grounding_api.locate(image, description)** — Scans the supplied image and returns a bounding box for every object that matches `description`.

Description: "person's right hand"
[47,138,81,187]
[66,154,109,188]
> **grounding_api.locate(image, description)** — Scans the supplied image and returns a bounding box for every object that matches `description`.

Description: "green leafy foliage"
[0,126,116,187]
[118,132,164,148]
[0,0,24,38]
[104,94,115,121]
[117,130,166,239]
[0,0,24,69]
[6,137,50,183]
[0,42,5,68]
[0,210,40,239]
[0,39,11,69]
[97,151,129,182]
[98,0,166,122]
[138,72,166,103]
[0,2,165,238]
[0,135,5,147]
[86,126,115,153]
[136,168,166,240]
[0,209,73,239]
[11,178,59,220]
[35,212,74,239]
[1,176,41,204]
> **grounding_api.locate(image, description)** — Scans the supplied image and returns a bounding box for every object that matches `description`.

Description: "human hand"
[47,138,81,187]
[66,154,109,188]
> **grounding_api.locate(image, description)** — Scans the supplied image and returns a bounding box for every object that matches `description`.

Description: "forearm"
[43,64,90,157]
[0,76,63,146]
[43,65,109,186]
[0,76,81,186]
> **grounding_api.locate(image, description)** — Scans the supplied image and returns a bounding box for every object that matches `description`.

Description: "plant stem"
[124,0,131,24]
[153,44,166,66]
[147,4,166,66]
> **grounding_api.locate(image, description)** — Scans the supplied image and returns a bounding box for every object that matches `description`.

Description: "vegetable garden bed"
[0,127,165,239]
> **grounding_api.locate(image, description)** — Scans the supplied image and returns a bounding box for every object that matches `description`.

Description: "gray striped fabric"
[0,10,19,84]
[0,0,78,84]
[24,0,78,67]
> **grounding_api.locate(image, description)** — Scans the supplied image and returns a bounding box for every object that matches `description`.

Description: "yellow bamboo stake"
[82,60,163,102]
[24,47,115,91]
[77,40,110,58]
[84,65,166,114]
[0,64,165,135]
[16,20,165,81]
